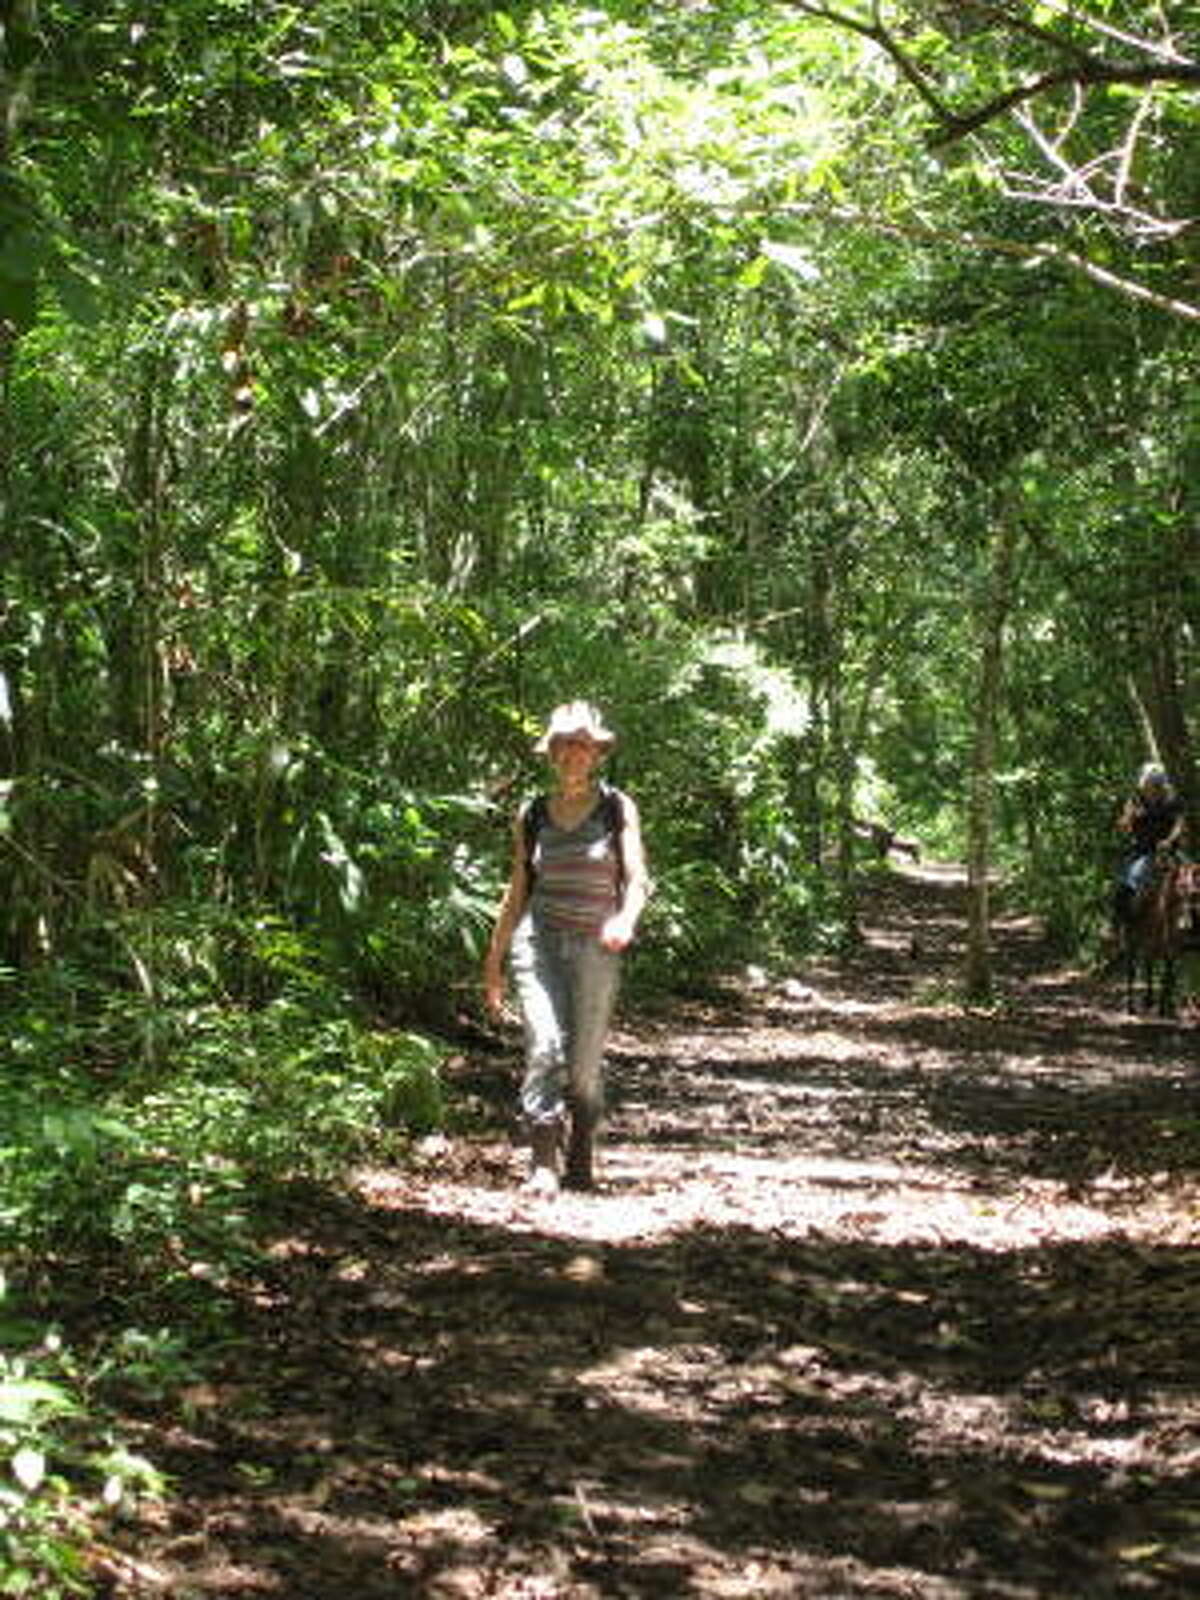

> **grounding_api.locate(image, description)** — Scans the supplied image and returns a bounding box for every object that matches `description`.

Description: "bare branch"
[952,1,1098,67]
[1114,91,1154,212]
[1006,104,1192,239]
[778,1,1200,145]
[777,2,1198,287]
[1016,0,1194,64]
[778,1,961,123]
[773,198,1200,322]
[931,58,1200,147]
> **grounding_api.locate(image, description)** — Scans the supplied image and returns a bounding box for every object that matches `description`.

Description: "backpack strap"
[522,793,549,886]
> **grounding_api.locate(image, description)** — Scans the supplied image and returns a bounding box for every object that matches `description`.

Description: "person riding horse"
[1114,762,1186,925]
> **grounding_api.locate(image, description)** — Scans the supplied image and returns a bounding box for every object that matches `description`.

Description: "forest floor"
[96,864,1200,1600]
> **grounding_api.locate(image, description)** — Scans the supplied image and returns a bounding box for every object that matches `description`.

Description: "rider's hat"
[1138,761,1170,790]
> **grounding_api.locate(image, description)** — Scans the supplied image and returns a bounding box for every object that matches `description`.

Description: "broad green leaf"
[11,1447,45,1493]
[760,240,820,282]
[0,1379,76,1425]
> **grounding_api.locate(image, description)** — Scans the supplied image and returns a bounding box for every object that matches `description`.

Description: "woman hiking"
[483,701,648,1195]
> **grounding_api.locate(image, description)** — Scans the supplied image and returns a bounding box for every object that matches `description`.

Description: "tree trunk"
[964,511,1020,1000]
[809,546,859,947]
[1127,614,1196,831]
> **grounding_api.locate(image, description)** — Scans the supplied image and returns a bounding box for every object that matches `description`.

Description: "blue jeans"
[1121,853,1155,895]
[510,917,622,1128]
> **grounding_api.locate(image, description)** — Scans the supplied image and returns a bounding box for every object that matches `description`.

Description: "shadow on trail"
[114,1183,1200,1599]
[101,862,1200,1599]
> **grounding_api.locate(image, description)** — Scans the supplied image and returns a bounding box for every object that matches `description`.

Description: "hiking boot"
[564,1118,596,1192]
[523,1120,562,1196]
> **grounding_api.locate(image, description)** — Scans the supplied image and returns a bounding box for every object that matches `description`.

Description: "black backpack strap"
[522,793,549,883]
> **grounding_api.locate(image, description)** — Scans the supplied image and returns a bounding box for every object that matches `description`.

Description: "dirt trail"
[102,866,1200,1599]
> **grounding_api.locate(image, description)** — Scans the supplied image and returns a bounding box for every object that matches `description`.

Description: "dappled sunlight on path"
[376,862,1200,1264]
[359,1138,1170,1255]
[102,861,1200,1600]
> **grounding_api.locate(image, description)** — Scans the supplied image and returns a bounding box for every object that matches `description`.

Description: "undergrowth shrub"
[1,1006,441,1267]
[0,913,445,1593]
[0,1269,170,1598]
[0,903,445,1270]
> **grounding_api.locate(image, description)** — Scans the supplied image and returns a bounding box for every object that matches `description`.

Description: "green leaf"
[0,1379,77,1425]
[738,254,769,289]
[11,1446,45,1493]
[760,240,820,282]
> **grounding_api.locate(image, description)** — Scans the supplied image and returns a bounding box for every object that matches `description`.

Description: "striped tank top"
[529,795,622,936]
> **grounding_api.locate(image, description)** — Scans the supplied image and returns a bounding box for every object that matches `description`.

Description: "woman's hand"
[599,912,636,953]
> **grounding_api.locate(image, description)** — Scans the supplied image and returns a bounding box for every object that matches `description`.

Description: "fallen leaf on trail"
[1020,1482,1071,1501]
[737,1481,777,1506]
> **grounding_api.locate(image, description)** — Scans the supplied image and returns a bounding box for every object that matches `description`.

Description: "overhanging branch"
[778,1,1200,145]
[774,199,1200,322]
[929,59,1200,148]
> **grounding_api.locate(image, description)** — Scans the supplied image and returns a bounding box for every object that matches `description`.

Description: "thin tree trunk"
[810,546,859,947]
[965,512,1020,999]
[1128,621,1196,827]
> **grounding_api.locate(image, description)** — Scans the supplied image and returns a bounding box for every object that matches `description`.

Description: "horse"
[1178,863,1200,1016]
[1119,853,1187,1017]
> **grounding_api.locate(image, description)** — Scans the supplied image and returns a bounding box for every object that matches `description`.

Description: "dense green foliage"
[0,1,1196,1587]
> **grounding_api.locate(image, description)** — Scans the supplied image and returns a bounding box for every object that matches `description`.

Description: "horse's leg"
[1126,942,1139,1014]
[1137,948,1158,1014]
[1161,955,1176,1018]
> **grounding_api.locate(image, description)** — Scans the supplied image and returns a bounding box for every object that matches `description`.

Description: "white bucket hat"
[534,700,616,754]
